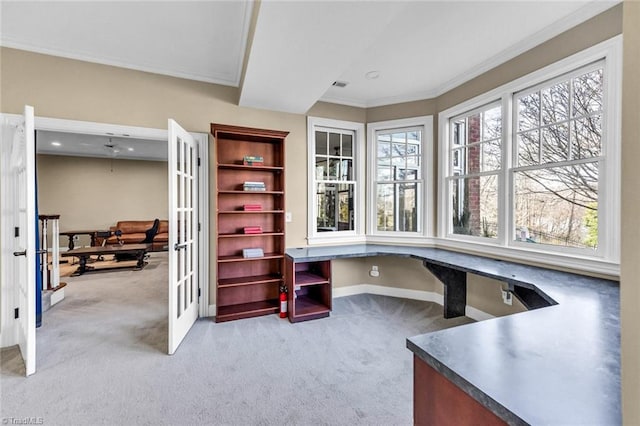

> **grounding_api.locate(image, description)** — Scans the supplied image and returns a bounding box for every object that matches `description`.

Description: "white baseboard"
[205,285,494,322]
[333,283,494,322]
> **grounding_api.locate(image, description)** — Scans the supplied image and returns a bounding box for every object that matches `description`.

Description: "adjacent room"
[1,1,638,425]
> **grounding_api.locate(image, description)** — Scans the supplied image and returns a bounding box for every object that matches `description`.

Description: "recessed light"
[127,147,134,152]
[365,71,380,80]
[51,141,61,147]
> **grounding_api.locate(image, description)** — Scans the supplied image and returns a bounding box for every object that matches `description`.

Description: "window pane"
[340,159,353,180]
[342,134,353,157]
[542,124,569,163]
[377,166,392,181]
[376,183,419,232]
[329,133,341,156]
[328,158,340,180]
[451,175,498,238]
[514,162,598,249]
[315,131,327,155]
[398,182,418,232]
[483,106,502,139]
[481,140,501,172]
[392,133,405,143]
[378,141,390,159]
[518,92,540,131]
[376,183,394,231]
[573,69,603,117]
[542,81,570,125]
[392,142,406,157]
[316,183,355,232]
[453,120,466,146]
[572,115,601,160]
[315,157,327,180]
[518,130,540,166]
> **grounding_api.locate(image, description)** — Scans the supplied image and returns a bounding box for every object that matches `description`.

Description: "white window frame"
[307,116,365,245]
[437,36,621,276]
[367,116,433,242]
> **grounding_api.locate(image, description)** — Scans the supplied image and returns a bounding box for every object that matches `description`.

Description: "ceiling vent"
[332,81,348,88]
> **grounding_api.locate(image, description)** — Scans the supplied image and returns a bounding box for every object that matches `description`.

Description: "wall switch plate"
[285,212,292,222]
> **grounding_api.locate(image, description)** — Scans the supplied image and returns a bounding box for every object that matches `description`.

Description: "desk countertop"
[285,244,620,425]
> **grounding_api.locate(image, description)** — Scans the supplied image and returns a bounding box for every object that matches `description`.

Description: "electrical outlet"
[285,212,292,223]
[369,265,379,277]
[501,290,512,306]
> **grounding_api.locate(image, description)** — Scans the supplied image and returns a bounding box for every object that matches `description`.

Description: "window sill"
[307,234,367,246]
[434,237,619,278]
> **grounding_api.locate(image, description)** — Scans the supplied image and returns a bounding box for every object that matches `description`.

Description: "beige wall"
[36,154,167,246]
[621,1,640,424]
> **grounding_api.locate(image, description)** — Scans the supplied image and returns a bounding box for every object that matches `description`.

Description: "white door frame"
[11,115,210,318]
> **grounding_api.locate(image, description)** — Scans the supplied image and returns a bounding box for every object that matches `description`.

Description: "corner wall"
[621,1,640,423]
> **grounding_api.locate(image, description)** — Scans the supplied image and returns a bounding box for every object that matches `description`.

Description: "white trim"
[367,116,434,238]
[307,116,365,245]
[195,133,210,318]
[35,116,168,141]
[332,284,494,322]
[31,115,211,317]
[438,36,622,269]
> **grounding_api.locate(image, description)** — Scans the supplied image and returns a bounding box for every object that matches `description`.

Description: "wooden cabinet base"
[413,356,507,426]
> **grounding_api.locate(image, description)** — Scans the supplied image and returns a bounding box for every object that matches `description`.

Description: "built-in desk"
[285,244,620,425]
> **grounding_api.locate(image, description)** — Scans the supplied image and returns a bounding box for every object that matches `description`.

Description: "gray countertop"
[285,244,620,425]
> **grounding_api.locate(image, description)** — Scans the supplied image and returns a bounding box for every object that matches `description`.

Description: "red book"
[243,226,263,234]
[243,204,262,211]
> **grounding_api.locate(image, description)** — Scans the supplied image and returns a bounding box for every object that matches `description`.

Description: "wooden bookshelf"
[285,258,332,323]
[212,123,288,322]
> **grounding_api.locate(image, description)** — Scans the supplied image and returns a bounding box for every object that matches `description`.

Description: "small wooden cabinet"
[212,123,288,322]
[286,258,332,322]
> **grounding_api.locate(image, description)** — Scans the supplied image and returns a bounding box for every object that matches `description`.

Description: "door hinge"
[198,222,201,232]
[198,288,201,298]
[14,227,19,237]
[197,157,201,167]
[14,308,19,319]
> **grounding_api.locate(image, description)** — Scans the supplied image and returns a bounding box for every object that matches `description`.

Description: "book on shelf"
[242,248,264,258]
[243,204,263,211]
[243,181,266,191]
[243,226,263,234]
[243,155,264,166]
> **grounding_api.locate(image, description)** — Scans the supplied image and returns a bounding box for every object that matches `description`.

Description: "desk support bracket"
[423,261,466,318]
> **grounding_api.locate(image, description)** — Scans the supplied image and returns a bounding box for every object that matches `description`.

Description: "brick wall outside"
[468,115,481,235]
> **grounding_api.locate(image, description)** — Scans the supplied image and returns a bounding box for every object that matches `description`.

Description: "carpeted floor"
[0,252,473,425]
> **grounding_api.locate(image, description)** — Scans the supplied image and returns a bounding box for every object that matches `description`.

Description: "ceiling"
[36,131,167,161]
[1,0,620,116]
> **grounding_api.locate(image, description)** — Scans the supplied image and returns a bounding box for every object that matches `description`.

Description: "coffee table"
[61,244,151,276]
[59,230,108,250]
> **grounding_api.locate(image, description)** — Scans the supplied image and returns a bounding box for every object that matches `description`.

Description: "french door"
[167,119,199,354]
[1,106,37,375]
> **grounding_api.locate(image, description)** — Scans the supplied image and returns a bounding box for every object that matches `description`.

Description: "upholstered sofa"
[105,219,168,251]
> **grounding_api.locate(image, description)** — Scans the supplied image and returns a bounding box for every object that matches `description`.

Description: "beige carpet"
[1,252,473,425]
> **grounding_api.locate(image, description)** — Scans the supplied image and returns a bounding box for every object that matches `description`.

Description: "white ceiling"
[1,0,620,115]
[37,131,167,161]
